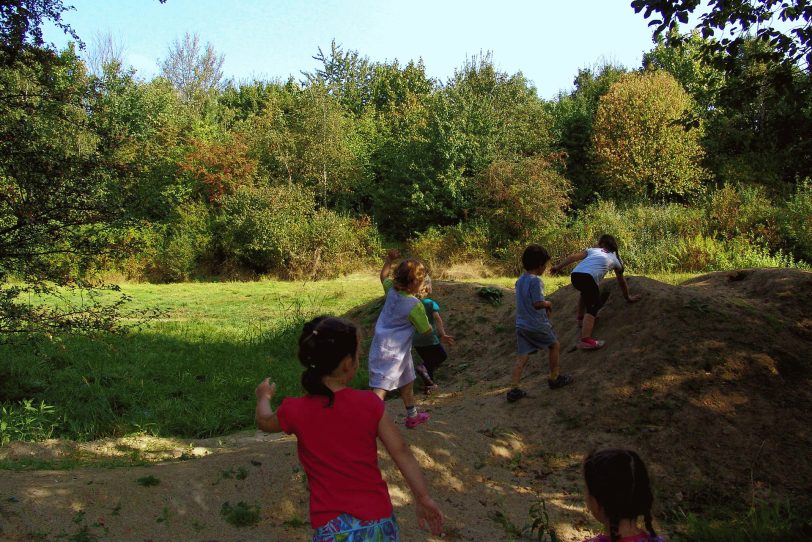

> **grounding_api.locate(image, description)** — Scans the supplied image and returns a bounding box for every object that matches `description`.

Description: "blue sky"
[45,0,660,99]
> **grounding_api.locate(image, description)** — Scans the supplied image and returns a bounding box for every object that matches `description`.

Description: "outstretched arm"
[615,273,641,302]
[380,249,401,283]
[433,312,454,345]
[378,413,444,535]
[255,379,282,433]
[551,250,588,274]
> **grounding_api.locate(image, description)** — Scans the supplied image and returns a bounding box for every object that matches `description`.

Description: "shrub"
[779,180,812,263]
[705,184,780,244]
[0,399,59,445]
[217,185,380,279]
[145,201,214,282]
[407,219,495,276]
[473,154,571,244]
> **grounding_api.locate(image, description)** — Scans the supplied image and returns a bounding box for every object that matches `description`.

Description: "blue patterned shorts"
[313,513,400,541]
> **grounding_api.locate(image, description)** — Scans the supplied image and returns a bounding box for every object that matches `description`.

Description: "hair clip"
[309,364,316,368]
[312,330,318,335]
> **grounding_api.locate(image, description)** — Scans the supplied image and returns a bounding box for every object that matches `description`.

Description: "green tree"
[546,63,627,206]
[591,70,707,198]
[159,32,225,107]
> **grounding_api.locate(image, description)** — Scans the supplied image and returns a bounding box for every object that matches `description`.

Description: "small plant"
[477,286,503,306]
[220,501,260,527]
[136,475,160,487]
[528,497,559,542]
[156,506,171,524]
[282,516,308,528]
[0,400,58,446]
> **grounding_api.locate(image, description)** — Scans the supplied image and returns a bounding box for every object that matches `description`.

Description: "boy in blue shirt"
[507,245,572,402]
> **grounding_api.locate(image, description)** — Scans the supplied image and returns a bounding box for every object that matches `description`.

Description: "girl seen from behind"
[255,316,443,541]
[551,234,641,350]
[583,448,666,542]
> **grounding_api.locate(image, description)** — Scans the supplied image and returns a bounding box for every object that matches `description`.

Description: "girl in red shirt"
[582,448,666,542]
[255,316,443,541]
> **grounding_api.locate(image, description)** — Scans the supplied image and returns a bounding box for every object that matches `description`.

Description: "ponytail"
[583,449,658,541]
[297,316,359,407]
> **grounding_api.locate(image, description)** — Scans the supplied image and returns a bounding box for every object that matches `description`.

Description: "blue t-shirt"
[515,273,551,331]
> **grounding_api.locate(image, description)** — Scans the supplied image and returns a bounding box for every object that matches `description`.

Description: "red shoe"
[405,412,430,429]
[577,337,605,350]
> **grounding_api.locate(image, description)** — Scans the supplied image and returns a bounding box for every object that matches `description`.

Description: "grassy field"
[1,272,699,444]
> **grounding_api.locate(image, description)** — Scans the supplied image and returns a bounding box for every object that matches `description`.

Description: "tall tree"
[159,32,225,105]
[591,70,707,198]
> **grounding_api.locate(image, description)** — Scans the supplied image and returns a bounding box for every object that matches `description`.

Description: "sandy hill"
[1,269,810,541]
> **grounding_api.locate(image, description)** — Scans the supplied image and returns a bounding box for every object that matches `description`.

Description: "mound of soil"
[1,269,810,541]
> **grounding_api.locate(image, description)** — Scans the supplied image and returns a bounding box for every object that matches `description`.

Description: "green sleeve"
[409,302,432,334]
[382,278,393,294]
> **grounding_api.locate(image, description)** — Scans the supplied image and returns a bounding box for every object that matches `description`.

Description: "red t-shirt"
[277,388,393,528]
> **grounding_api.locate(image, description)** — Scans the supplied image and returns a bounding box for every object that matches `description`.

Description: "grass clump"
[220,501,260,527]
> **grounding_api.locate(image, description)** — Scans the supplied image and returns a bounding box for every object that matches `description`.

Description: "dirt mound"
[1,269,810,541]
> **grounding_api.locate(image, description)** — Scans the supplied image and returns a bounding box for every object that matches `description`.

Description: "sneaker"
[577,337,605,350]
[506,388,528,403]
[548,374,573,389]
[405,412,430,429]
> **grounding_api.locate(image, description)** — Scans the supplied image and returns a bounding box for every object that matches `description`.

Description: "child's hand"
[544,300,552,316]
[440,333,455,345]
[626,293,642,303]
[550,264,560,274]
[386,248,401,261]
[416,494,444,535]
[255,378,276,401]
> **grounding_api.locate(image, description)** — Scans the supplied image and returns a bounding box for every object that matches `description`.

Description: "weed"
[282,517,308,528]
[220,501,260,528]
[67,525,98,542]
[672,499,812,541]
[489,509,524,539]
[136,475,160,487]
[156,506,171,524]
[528,497,559,542]
[477,287,504,306]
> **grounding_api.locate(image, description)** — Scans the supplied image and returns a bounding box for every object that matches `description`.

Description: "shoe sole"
[576,342,605,350]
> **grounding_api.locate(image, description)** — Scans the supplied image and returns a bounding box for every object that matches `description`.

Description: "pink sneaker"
[405,412,430,429]
[577,337,605,350]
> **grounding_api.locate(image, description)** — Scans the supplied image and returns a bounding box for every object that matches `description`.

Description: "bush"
[145,201,214,282]
[0,399,59,445]
[217,185,380,279]
[407,219,495,276]
[705,184,780,244]
[779,180,812,263]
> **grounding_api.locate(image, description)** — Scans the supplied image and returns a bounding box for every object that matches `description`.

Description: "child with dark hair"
[413,275,454,394]
[551,234,641,350]
[506,244,572,402]
[582,448,666,542]
[255,316,444,541]
[369,249,434,428]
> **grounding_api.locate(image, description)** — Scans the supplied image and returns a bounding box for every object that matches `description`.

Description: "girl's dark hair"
[393,259,426,291]
[298,316,358,407]
[584,448,657,542]
[522,244,551,271]
[598,234,619,253]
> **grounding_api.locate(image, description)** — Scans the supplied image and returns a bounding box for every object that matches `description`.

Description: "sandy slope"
[1,268,810,541]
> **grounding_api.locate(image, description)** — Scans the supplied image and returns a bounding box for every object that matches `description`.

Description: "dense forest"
[2,1,811,298]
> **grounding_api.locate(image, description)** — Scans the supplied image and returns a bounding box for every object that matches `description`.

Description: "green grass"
[1,274,381,443]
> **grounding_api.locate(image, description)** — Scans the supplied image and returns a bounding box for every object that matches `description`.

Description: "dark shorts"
[414,344,447,375]
[571,272,601,316]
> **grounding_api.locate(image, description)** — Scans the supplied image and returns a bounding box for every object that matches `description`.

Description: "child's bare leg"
[577,296,585,320]
[511,354,530,388]
[400,381,415,410]
[547,342,560,380]
[581,314,596,339]
[373,388,387,400]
